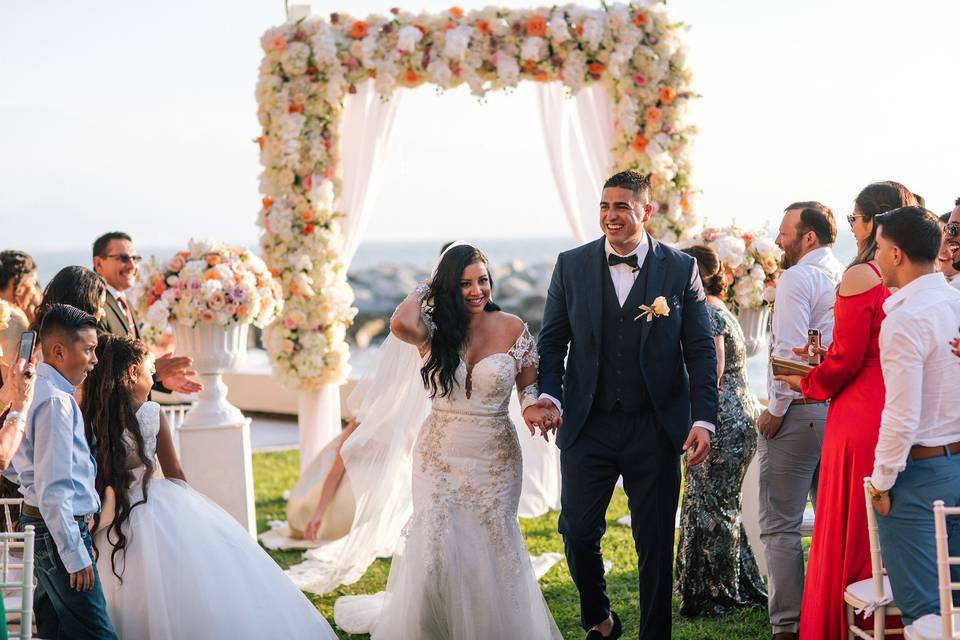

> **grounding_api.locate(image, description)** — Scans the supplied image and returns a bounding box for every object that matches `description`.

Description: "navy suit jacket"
[537,236,719,451]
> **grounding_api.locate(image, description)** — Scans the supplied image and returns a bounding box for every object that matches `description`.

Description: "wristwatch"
[867,484,888,501]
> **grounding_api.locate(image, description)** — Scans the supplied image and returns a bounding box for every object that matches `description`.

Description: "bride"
[334,242,562,639]
[80,333,336,639]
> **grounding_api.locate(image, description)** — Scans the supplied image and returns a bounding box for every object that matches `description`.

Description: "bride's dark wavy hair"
[80,334,155,581]
[420,244,500,398]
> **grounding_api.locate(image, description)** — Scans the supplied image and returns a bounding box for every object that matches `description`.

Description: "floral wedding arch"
[255,3,698,391]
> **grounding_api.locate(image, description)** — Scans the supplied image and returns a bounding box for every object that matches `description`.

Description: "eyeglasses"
[846,214,864,226]
[103,253,142,264]
[945,222,960,239]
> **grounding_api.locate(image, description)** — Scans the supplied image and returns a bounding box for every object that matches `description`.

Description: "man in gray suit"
[92,231,201,394]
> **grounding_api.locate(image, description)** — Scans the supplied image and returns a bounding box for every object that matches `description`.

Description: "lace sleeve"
[508,324,539,373]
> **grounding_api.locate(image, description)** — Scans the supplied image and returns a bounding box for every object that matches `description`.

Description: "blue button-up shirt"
[10,363,100,572]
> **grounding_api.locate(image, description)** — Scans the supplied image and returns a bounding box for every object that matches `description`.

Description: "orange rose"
[288,103,303,114]
[347,21,369,39]
[443,21,456,31]
[575,24,584,37]
[304,223,316,236]
[203,270,219,281]
[644,106,662,123]
[449,6,464,19]
[206,255,222,266]
[526,16,547,37]
[301,209,315,222]
[633,11,648,27]
[256,136,264,151]
[414,23,428,35]
[587,62,605,76]
[632,135,648,152]
[681,192,691,213]
[262,197,272,210]
[404,69,421,84]
[532,70,550,82]
[658,86,677,105]
[475,19,491,35]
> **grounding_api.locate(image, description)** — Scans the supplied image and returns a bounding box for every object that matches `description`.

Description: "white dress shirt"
[950,274,960,291]
[540,231,715,434]
[767,246,845,417]
[870,272,960,491]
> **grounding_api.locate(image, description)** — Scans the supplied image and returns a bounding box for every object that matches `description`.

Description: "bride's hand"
[304,515,323,541]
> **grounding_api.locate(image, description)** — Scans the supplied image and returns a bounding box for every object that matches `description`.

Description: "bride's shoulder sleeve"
[139,401,163,438]
[508,323,539,371]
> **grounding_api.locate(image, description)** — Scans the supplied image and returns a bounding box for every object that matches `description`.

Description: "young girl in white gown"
[80,334,336,640]
[334,243,561,639]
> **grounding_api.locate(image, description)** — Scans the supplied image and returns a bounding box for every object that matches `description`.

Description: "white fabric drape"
[536,83,614,244]
[297,80,401,471]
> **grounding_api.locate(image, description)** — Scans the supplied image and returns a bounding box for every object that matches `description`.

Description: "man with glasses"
[942,198,960,290]
[92,231,201,394]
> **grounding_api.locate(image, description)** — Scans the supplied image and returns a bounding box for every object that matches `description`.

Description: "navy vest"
[593,248,653,413]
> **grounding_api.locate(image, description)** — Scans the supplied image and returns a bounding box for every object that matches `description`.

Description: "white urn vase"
[174,322,248,427]
[736,306,771,358]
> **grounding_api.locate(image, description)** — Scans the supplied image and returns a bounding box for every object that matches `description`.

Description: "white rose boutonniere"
[635,296,670,322]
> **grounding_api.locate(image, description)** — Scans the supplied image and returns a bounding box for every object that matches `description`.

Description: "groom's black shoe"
[585,611,622,640]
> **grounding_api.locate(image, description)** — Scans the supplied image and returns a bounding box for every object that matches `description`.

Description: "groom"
[528,170,718,640]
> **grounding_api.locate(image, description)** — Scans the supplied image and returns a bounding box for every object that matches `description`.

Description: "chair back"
[864,477,887,602]
[0,525,34,640]
[932,500,960,639]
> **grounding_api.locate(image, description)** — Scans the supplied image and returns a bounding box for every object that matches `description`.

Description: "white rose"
[397,26,423,53]
[520,36,544,62]
[495,53,520,86]
[427,58,454,87]
[443,26,472,61]
[548,12,570,42]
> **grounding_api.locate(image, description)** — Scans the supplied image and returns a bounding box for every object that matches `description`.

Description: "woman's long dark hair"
[31,266,106,331]
[80,334,155,581]
[683,245,725,298]
[420,244,500,398]
[849,181,917,267]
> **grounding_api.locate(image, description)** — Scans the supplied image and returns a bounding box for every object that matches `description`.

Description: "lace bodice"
[429,325,538,416]
[123,401,161,469]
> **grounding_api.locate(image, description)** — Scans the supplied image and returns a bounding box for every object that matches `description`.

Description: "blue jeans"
[17,514,118,640]
[876,453,960,624]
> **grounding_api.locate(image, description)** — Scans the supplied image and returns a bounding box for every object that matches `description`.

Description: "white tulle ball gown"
[95,402,336,640]
[334,329,562,639]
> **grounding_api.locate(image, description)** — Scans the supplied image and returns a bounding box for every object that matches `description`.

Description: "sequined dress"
[334,326,562,639]
[675,302,768,616]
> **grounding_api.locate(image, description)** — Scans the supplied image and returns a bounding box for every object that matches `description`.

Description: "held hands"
[682,426,711,467]
[522,399,562,442]
[69,564,95,592]
[155,353,203,394]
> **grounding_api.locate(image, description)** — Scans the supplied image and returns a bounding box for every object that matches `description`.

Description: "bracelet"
[3,414,25,433]
[6,410,25,422]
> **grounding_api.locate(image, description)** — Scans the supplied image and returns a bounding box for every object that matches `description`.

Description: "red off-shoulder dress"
[798,264,899,639]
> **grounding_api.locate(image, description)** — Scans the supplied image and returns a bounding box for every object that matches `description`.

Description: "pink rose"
[633,73,648,86]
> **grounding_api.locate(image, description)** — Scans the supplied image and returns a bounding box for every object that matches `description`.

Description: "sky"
[2,0,958,254]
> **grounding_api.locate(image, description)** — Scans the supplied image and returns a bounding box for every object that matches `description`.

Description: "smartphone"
[18,330,36,363]
[807,329,822,365]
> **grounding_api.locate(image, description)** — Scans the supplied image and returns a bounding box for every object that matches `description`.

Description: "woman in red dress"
[778,181,915,639]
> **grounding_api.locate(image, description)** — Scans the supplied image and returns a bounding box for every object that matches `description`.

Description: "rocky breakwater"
[347,259,555,347]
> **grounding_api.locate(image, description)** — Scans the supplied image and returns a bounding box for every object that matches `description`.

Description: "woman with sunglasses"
[778,181,916,639]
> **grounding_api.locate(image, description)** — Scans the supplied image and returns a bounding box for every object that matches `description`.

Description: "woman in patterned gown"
[333,243,561,639]
[675,245,767,616]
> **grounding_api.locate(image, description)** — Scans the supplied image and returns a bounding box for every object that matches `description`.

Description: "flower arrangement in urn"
[135,239,284,344]
[681,225,782,315]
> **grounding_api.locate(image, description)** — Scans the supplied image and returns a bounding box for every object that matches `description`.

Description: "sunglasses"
[846,214,864,226]
[945,222,960,239]
[104,253,142,265]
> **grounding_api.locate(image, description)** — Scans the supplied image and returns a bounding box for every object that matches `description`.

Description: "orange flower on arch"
[633,11,648,27]
[526,16,547,37]
[587,62,605,76]
[404,69,421,84]
[256,136,264,151]
[414,23,428,36]
[449,6,464,19]
[262,197,273,210]
[632,135,649,152]
[644,106,662,123]
[658,86,677,105]
[288,103,303,114]
[532,70,550,83]
[347,21,369,39]
[475,19,491,35]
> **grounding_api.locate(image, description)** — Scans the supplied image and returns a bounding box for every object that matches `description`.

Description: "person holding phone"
[776,181,917,639]
[0,328,38,470]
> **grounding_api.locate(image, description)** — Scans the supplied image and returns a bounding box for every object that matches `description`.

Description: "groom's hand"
[682,426,711,467]
[522,400,562,440]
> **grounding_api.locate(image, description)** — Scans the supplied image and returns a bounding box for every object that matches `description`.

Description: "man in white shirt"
[759,202,844,640]
[868,206,960,625]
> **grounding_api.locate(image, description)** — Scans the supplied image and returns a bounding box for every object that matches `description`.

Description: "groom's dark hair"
[603,171,650,201]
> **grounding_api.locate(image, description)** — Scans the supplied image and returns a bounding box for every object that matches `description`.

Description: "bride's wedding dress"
[95,402,336,640]
[335,328,562,639]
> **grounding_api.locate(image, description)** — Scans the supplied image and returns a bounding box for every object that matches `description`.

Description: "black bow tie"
[608,253,639,270]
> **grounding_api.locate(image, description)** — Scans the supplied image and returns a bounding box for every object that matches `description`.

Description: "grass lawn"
[254,450,770,640]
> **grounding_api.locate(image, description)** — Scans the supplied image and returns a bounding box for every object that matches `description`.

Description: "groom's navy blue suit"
[538,235,718,639]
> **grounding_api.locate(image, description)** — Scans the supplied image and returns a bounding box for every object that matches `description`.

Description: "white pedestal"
[178,418,257,538]
[297,387,342,473]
